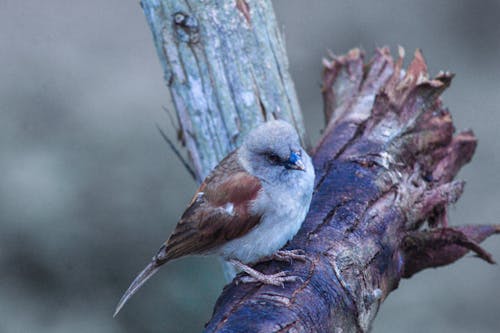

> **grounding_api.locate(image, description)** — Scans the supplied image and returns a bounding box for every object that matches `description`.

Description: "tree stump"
[203,48,499,332]
[139,1,499,331]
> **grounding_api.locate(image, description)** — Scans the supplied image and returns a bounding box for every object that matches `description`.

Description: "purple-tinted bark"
[204,48,499,332]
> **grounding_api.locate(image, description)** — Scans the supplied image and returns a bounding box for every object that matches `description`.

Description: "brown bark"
[203,48,499,332]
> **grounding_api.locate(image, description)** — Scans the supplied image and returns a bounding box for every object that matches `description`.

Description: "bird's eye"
[266,153,281,165]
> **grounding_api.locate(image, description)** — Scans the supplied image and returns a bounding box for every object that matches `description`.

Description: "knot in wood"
[173,11,200,44]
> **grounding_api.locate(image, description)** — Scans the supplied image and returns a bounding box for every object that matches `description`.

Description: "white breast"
[216,156,314,264]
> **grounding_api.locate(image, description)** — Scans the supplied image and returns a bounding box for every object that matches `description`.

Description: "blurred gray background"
[1,0,499,332]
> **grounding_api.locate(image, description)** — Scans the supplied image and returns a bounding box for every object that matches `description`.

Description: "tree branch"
[203,48,499,332]
[141,0,306,181]
[140,1,499,332]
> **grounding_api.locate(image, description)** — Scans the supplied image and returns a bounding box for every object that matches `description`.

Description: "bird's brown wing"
[160,151,263,262]
[114,151,262,316]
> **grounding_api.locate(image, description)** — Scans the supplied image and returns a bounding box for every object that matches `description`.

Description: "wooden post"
[141,0,306,182]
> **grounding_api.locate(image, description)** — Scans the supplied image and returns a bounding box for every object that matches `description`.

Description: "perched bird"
[114,120,315,316]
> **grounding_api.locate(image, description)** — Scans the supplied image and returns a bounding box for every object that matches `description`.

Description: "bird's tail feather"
[113,260,162,317]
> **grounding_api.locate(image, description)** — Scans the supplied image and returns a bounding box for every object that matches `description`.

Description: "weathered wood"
[141,0,306,181]
[140,1,499,331]
[203,48,499,332]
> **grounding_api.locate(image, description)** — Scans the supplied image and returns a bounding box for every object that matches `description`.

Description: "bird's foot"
[238,271,301,287]
[272,249,307,263]
[230,259,301,287]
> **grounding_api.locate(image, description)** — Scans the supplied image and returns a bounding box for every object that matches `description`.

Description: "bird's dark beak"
[286,151,306,171]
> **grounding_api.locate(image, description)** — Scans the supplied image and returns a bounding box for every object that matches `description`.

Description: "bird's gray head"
[239,120,311,184]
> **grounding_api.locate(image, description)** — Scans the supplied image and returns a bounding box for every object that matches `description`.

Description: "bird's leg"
[229,259,301,287]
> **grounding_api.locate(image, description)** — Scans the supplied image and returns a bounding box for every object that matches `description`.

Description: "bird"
[114,120,315,317]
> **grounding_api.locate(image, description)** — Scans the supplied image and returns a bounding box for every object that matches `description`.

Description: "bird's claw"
[230,258,303,287]
[238,271,302,287]
[272,249,308,264]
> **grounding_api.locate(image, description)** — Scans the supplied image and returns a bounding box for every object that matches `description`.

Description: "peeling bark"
[203,49,499,332]
[140,2,499,332]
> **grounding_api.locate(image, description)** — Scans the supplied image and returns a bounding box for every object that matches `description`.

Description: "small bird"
[114,120,315,316]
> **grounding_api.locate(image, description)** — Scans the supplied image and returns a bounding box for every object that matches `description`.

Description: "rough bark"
[203,47,499,333]
[141,0,306,182]
[140,1,499,332]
